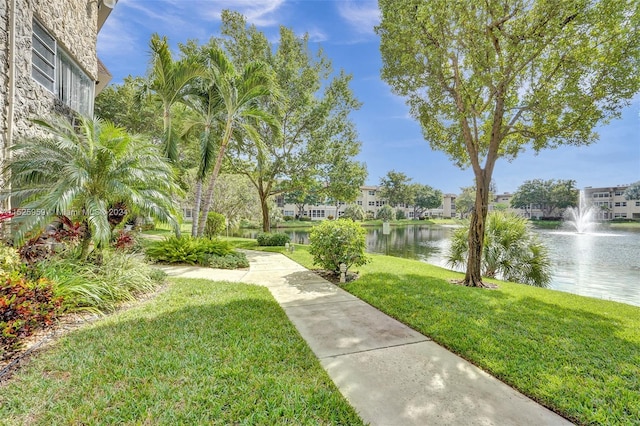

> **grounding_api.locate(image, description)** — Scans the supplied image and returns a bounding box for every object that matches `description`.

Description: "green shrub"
[1,275,63,360]
[309,219,369,274]
[204,212,226,239]
[0,245,21,279]
[447,211,552,287]
[283,216,294,221]
[342,204,365,221]
[42,251,163,314]
[299,216,312,222]
[206,252,250,269]
[395,209,406,220]
[376,205,395,221]
[145,236,233,265]
[239,219,261,229]
[256,232,290,247]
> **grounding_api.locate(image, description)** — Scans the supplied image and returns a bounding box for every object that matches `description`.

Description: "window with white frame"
[32,19,94,116]
[32,20,55,91]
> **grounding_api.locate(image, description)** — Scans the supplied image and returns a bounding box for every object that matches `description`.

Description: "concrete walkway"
[161,251,572,426]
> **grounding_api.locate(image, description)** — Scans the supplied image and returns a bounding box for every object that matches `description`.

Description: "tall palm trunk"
[191,179,202,237]
[197,120,233,236]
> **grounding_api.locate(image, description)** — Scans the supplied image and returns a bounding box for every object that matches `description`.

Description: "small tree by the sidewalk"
[204,212,226,239]
[309,219,369,275]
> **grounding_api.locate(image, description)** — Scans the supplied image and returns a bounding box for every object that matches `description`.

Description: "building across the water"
[276,184,640,221]
[275,186,459,220]
[583,185,640,220]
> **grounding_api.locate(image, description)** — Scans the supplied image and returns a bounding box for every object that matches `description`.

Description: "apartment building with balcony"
[1,0,116,209]
[279,183,639,222]
[279,186,458,220]
[584,185,640,220]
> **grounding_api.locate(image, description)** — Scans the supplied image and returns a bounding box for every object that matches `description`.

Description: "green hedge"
[256,232,291,247]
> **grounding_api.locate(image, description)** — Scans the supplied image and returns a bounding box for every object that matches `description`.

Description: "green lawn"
[286,247,640,425]
[608,221,640,230]
[0,278,363,425]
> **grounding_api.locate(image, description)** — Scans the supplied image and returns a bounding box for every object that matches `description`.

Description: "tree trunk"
[163,104,173,161]
[191,179,202,237]
[197,171,217,236]
[79,220,92,260]
[260,194,270,232]
[464,170,491,287]
[197,122,233,236]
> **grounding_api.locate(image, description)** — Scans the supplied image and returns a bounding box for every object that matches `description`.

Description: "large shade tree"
[378,0,640,286]
[511,179,578,217]
[411,184,443,218]
[623,181,640,201]
[378,170,413,208]
[219,11,364,232]
[4,115,181,258]
[95,76,162,136]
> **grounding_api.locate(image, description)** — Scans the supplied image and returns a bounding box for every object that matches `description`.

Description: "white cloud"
[97,9,139,55]
[336,0,380,35]
[203,0,286,27]
[118,0,187,27]
[301,27,328,43]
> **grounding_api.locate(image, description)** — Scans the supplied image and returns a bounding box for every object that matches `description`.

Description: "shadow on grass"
[0,282,363,425]
[344,272,640,425]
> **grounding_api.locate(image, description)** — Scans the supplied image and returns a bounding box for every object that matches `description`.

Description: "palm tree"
[181,80,223,237]
[447,211,552,287]
[4,114,182,258]
[194,47,278,237]
[142,33,204,162]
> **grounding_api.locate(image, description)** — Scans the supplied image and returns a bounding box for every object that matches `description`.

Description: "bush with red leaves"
[1,276,63,360]
[112,230,138,252]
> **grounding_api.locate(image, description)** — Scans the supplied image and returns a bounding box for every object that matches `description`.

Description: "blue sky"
[97,0,640,194]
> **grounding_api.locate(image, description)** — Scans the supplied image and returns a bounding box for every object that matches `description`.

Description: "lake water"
[241,224,640,307]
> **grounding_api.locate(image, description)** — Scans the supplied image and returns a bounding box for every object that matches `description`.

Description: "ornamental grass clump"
[309,219,369,274]
[41,251,163,314]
